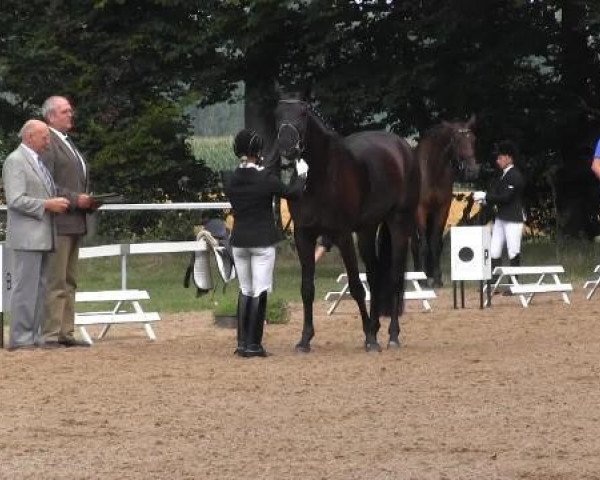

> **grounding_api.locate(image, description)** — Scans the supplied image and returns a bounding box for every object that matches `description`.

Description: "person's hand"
[473,191,487,203]
[88,197,101,211]
[76,194,93,209]
[44,197,70,213]
[295,158,309,178]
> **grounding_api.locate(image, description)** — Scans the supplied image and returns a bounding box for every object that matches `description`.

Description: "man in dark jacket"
[474,140,526,273]
[40,96,96,347]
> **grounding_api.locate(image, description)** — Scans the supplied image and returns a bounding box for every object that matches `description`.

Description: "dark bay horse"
[411,117,479,287]
[274,99,420,352]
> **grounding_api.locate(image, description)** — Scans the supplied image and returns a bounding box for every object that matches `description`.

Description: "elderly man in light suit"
[3,120,70,350]
[41,96,96,347]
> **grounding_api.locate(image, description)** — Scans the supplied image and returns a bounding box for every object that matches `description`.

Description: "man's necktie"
[64,135,86,178]
[38,159,55,194]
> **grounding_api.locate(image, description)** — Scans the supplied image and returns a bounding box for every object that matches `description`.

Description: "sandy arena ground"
[1,287,600,480]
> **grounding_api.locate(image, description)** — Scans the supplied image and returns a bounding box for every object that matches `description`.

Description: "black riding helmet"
[233,128,264,159]
[495,140,519,162]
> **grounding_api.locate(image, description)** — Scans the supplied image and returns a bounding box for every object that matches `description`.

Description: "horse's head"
[444,115,479,181]
[275,99,309,167]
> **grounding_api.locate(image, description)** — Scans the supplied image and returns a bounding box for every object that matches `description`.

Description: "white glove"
[473,191,486,202]
[295,158,309,178]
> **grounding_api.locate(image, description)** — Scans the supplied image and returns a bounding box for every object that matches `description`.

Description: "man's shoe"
[7,344,36,352]
[38,341,66,349]
[58,337,90,347]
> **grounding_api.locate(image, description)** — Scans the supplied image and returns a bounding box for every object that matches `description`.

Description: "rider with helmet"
[225,128,308,357]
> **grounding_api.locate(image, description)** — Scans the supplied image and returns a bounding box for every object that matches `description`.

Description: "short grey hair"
[41,96,67,119]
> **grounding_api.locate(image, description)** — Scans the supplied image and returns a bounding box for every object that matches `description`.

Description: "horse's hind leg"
[336,232,377,351]
[430,201,452,288]
[413,205,428,279]
[387,217,411,349]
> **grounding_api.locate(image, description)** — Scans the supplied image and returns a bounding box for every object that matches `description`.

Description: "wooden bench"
[325,271,436,315]
[484,265,572,308]
[75,290,160,344]
[584,265,600,300]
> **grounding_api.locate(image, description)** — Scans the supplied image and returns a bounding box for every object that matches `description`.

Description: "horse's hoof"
[295,343,311,353]
[387,340,401,350]
[365,341,382,353]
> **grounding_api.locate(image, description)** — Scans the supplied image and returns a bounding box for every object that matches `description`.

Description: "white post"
[121,244,129,290]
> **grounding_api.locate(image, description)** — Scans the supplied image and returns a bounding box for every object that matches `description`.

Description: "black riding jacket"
[225,166,305,248]
[486,165,526,223]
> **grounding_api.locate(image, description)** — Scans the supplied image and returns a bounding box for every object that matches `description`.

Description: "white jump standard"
[450,226,492,309]
[325,271,436,315]
[75,289,160,344]
[584,264,600,300]
[484,265,572,308]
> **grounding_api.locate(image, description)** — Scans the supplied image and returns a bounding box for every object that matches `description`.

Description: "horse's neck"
[424,129,454,173]
[305,115,341,172]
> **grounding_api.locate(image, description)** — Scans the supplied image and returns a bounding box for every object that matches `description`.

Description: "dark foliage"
[2,1,600,237]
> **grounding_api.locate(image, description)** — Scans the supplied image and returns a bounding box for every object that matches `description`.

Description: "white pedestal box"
[450,226,492,281]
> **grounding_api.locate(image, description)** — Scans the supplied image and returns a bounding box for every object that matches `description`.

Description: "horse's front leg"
[414,207,429,285]
[294,230,317,353]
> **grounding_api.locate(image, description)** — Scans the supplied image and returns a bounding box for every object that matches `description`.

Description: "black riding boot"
[491,258,502,284]
[509,254,521,267]
[502,254,521,295]
[243,291,268,358]
[235,292,252,356]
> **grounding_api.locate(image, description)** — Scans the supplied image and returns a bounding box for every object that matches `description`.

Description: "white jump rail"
[584,265,600,300]
[325,271,436,315]
[484,265,572,308]
[75,289,160,344]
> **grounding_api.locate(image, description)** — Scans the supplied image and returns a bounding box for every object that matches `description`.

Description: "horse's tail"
[376,223,395,316]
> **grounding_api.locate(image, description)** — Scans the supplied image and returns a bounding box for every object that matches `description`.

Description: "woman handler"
[225,129,308,357]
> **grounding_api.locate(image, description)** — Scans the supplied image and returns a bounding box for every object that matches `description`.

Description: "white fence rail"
[0,202,232,306]
[95,202,231,211]
[0,202,232,212]
[79,241,206,289]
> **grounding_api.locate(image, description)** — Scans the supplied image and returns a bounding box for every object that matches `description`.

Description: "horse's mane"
[306,105,343,147]
[307,105,340,138]
[309,105,333,130]
[421,122,455,140]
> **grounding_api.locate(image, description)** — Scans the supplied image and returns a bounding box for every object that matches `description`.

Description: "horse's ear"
[299,79,315,102]
[276,82,303,101]
[275,80,284,99]
[466,114,477,128]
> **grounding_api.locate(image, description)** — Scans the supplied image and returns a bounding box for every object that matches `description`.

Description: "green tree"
[3,0,600,238]
[0,0,213,206]
[190,1,308,153]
